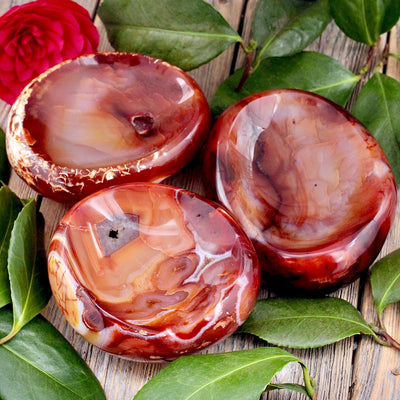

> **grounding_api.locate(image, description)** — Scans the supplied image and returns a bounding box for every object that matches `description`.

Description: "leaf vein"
[376,267,400,313]
[106,24,240,41]
[361,0,373,44]
[375,73,396,138]
[310,76,360,93]
[257,314,371,333]
[0,202,18,257]
[2,344,88,399]
[184,354,296,400]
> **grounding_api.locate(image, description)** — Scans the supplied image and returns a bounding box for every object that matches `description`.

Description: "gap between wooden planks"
[0,1,400,399]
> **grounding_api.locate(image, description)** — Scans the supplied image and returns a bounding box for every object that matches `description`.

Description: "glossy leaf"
[0,308,106,400]
[266,383,310,396]
[252,0,331,64]
[370,249,400,320]
[352,72,400,184]
[240,297,376,348]
[330,0,400,45]
[0,127,9,181]
[0,186,24,308]
[134,347,314,400]
[0,199,51,343]
[98,0,242,70]
[211,51,359,117]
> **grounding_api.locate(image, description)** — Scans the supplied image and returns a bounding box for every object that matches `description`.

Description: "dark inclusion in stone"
[130,114,155,135]
[96,213,139,256]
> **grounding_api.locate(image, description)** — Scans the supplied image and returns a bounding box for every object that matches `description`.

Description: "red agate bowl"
[48,183,260,361]
[6,52,211,203]
[203,89,397,293]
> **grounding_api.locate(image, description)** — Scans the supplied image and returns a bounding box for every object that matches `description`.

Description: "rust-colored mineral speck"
[6,52,211,203]
[48,183,260,361]
[203,89,397,293]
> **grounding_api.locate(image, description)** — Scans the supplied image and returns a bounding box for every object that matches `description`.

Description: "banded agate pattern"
[7,52,211,202]
[48,183,260,361]
[204,89,397,292]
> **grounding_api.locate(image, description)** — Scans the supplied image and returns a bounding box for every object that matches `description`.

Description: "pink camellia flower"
[0,0,99,104]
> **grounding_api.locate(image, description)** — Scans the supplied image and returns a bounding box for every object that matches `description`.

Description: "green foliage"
[371,249,400,320]
[330,0,400,45]
[134,347,315,400]
[352,72,400,184]
[211,51,359,117]
[0,186,24,308]
[253,0,331,64]
[5,198,51,339]
[98,0,241,70]
[0,189,51,344]
[0,309,106,400]
[240,297,376,348]
[0,128,9,181]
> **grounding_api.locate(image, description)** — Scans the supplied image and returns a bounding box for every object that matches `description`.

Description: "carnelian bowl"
[6,52,211,203]
[203,89,397,293]
[48,183,260,361]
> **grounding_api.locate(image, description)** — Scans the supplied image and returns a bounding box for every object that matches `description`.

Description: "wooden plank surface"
[1,1,400,399]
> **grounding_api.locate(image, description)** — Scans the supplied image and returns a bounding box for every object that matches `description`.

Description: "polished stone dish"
[6,52,211,202]
[48,183,260,361]
[203,89,397,292]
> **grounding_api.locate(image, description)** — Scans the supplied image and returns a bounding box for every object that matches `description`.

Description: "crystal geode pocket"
[48,183,260,361]
[6,52,211,202]
[203,89,397,293]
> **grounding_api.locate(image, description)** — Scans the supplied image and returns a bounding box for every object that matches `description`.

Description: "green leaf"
[211,51,359,117]
[0,308,106,400]
[330,0,400,45]
[390,53,400,61]
[0,198,51,343]
[0,127,9,181]
[0,186,24,308]
[240,297,376,348]
[252,0,331,65]
[266,383,310,397]
[134,347,314,400]
[98,0,242,70]
[352,72,400,184]
[370,249,400,320]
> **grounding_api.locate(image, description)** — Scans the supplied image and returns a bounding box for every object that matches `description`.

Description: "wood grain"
[1,1,400,399]
[351,22,400,400]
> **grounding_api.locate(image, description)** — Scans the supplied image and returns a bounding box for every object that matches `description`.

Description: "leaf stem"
[370,323,400,351]
[358,38,381,76]
[234,38,257,92]
[301,363,317,399]
[240,38,257,55]
[0,328,17,345]
[379,330,400,351]
[235,51,254,93]
[388,53,400,61]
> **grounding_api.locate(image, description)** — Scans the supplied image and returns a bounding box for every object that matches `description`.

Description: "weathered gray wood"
[1,1,400,399]
[351,24,400,400]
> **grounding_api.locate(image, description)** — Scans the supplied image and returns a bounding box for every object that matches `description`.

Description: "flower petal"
[62,26,84,54]
[4,42,17,57]
[61,41,79,60]
[0,68,16,83]
[0,53,15,72]
[35,58,50,75]
[0,0,99,104]
[17,67,34,83]
[48,52,64,66]
[0,26,15,43]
